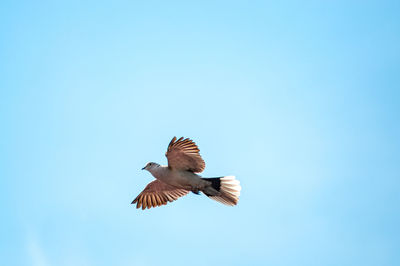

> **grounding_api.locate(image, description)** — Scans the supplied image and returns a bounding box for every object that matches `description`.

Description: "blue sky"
[1,1,399,265]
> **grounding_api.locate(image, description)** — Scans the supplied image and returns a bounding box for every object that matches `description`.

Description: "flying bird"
[131,137,241,210]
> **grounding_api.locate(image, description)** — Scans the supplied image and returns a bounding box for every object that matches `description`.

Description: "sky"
[1,1,399,265]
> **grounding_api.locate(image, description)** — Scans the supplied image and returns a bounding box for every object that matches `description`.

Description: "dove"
[131,137,241,210]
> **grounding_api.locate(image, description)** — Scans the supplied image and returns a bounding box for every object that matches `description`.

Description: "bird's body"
[149,164,202,189]
[131,137,241,210]
[147,163,219,195]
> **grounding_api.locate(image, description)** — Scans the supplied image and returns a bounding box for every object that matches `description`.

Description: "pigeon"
[131,137,241,210]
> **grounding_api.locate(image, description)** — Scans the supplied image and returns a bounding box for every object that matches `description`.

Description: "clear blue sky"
[1,1,399,265]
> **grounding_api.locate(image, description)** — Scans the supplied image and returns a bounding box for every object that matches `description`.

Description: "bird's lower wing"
[131,179,189,210]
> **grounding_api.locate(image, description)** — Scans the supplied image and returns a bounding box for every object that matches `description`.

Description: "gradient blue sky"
[1,1,399,266]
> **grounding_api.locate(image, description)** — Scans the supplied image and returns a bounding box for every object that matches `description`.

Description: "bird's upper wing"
[165,137,205,173]
[131,179,189,210]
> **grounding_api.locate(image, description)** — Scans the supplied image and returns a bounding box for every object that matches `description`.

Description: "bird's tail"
[202,176,241,206]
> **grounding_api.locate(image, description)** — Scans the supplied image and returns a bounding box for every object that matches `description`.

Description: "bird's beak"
[141,167,145,170]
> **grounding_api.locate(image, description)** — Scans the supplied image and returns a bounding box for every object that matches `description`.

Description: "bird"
[131,137,241,210]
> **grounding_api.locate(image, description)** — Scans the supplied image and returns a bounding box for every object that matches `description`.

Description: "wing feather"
[165,136,205,173]
[131,179,189,210]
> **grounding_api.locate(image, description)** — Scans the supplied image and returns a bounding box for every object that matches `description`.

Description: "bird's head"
[142,162,159,172]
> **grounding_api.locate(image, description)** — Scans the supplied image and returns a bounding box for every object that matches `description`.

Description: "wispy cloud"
[26,233,49,266]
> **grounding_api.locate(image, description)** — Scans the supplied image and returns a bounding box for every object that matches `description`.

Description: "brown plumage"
[165,137,205,173]
[132,179,189,210]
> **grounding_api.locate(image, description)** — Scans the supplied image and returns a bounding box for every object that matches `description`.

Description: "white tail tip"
[210,176,241,206]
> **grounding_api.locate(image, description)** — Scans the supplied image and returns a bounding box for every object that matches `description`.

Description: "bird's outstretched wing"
[165,137,205,173]
[131,179,189,210]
